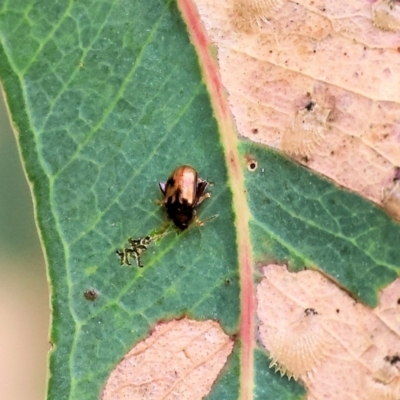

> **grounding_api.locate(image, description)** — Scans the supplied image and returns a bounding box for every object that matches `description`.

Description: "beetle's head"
[169,209,193,230]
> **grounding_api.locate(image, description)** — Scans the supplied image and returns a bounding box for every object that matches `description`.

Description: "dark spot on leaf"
[84,288,99,301]
[247,159,258,171]
[305,101,315,111]
[304,308,318,315]
[384,355,400,365]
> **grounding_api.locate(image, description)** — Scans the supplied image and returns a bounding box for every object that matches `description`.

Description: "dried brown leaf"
[102,319,233,400]
[257,265,400,399]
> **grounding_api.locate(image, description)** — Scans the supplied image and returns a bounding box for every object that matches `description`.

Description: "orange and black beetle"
[159,165,211,230]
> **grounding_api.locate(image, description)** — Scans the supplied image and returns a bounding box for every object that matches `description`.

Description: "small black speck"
[390,355,400,364]
[385,355,400,365]
[336,309,340,313]
[305,101,315,111]
[304,308,318,316]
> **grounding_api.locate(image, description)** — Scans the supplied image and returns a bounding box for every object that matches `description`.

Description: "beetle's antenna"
[196,214,219,226]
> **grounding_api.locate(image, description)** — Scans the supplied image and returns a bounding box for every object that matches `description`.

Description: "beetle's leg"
[193,212,218,227]
[194,179,210,207]
[196,180,208,196]
[156,184,167,206]
[194,192,211,207]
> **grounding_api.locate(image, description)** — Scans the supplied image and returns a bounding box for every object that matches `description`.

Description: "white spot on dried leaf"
[257,264,400,399]
[231,0,286,32]
[268,308,330,380]
[372,0,400,32]
[101,318,233,400]
[281,102,331,158]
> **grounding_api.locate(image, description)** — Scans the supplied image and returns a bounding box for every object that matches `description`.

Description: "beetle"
[159,165,211,230]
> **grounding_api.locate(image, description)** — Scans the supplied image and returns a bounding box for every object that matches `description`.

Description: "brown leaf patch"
[231,0,286,32]
[257,264,400,398]
[102,318,234,400]
[194,0,400,210]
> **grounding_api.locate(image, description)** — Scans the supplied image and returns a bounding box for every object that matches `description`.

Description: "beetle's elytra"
[159,165,211,230]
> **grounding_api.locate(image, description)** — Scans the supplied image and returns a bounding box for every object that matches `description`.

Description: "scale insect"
[158,165,212,230]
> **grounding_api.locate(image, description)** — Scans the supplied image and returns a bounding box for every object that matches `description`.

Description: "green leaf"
[1,0,400,399]
[242,143,400,306]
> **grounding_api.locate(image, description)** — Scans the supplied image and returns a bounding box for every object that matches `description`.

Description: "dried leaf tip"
[372,0,400,32]
[282,102,331,158]
[268,308,329,380]
[231,0,286,32]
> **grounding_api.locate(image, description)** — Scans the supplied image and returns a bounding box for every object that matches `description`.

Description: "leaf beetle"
[159,165,211,230]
